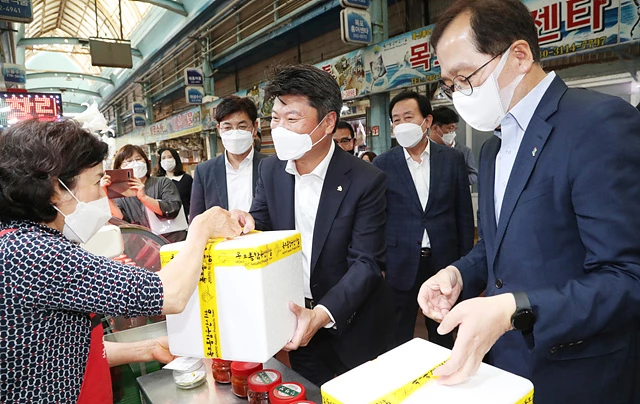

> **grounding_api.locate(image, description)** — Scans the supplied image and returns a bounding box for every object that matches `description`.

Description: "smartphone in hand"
[105,168,136,199]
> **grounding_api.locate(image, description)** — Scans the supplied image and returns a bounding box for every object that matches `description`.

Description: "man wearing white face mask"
[373,90,473,349]
[417,1,640,402]
[430,106,478,186]
[233,65,396,386]
[189,96,267,221]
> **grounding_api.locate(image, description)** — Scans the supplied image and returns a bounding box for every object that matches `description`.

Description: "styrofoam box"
[321,338,533,404]
[160,230,304,363]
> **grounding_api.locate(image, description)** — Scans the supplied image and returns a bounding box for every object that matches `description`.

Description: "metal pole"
[368,0,391,154]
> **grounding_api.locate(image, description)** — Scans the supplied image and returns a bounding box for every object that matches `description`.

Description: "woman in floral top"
[0,120,246,403]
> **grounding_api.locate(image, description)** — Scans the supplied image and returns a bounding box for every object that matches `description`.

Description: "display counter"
[137,357,321,404]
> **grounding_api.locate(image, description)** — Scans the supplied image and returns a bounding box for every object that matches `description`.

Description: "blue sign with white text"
[184,68,204,86]
[186,86,204,104]
[340,0,370,9]
[133,103,145,115]
[341,8,372,44]
[2,64,26,85]
[0,0,33,23]
[133,115,146,127]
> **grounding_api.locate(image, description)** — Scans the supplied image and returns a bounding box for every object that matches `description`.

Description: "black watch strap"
[511,291,535,331]
[513,291,531,311]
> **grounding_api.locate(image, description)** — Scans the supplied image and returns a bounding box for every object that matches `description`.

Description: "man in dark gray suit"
[430,106,478,185]
[190,96,267,220]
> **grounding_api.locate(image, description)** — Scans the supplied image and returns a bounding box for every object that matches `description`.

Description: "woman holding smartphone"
[103,144,187,242]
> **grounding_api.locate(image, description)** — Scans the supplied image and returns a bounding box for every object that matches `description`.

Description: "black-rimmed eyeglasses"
[438,47,510,99]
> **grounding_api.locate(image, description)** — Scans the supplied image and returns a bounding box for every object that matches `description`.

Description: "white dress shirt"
[403,141,431,248]
[494,72,556,224]
[285,140,336,326]
[225,147,254,212]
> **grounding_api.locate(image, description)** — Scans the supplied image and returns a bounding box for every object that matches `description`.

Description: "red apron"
[76,313,112,404]
[1,228,112,403]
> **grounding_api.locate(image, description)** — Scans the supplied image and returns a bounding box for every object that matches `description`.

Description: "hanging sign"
[133,115,146,127]
[184,68,204,86]
[132,102,146,115]
[186,86,205,104]
[0,0,33,23]
[341,8,372,44]
[340,0,370,9]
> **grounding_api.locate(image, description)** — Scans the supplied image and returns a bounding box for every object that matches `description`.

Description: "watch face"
[513,308,535,331]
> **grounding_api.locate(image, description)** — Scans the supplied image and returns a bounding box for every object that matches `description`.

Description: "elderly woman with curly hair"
[0,119,247,403]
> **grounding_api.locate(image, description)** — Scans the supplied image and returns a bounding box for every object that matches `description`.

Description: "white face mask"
[393,117,427,149]
[123,160,148,179]
[271,115,328,161]
[161,158,176,172]
[53,179,112,244]
[452,49,524,132]
[220,129,254,155]
[442,131,457,145]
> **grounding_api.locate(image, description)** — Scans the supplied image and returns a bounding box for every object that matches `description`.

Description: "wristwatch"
[511,292,535,331]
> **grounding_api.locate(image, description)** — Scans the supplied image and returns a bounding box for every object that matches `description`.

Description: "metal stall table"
[137,357,322,403]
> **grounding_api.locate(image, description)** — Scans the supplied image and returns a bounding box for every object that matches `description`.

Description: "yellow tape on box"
[161,231,304,361]
[321,339,534,404]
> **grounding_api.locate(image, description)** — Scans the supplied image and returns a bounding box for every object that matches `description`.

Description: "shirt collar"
[225,147,254,169]
[502,71,556,134]
[285,139,335,179]
[403,138,431,161]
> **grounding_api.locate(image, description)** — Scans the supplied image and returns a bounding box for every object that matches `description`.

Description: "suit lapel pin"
[337,186,343,192]
[532,147,538,157]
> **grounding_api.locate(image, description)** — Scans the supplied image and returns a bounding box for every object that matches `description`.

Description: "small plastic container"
[247,369,282,404]
[231,361,263,398]
[269,382,306,404]
[211,358,232,384]
[172,360,207,389]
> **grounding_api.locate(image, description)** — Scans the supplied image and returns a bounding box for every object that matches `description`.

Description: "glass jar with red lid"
[247,369,282,404]
[269,382,306,404]
[230,361,263,398]
[211,359,232,384]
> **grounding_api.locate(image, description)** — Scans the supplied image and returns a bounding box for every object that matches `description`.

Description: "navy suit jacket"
[250,148,396,368]
[189,151,267,219]
[454,76,640,403]
[373,141,474,291]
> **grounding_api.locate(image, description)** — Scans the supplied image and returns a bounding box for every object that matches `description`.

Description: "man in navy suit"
[374,91,473,348]
[418,1,640,402]
[236,65,395,386]
[189,96,267,220]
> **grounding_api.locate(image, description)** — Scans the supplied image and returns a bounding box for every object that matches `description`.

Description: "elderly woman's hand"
[191,206,243,240]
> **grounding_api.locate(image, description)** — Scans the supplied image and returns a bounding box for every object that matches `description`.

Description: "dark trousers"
[288,328,349,386]
[391,254,454,349]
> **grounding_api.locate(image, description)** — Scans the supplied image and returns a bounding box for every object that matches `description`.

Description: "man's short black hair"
[264,64,342,131]
[0,119,108,223]
[431,0,540,63]
[389,90,432,120]
[431,106,460,126]
[336,121,355,139]
[215,95,258,123]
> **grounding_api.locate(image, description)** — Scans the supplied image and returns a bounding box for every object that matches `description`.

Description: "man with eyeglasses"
[332,121,357,155]
[417,1,640,403]
[190,96,267,219]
